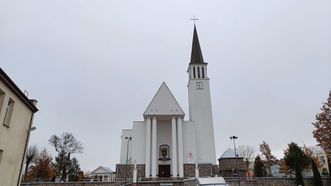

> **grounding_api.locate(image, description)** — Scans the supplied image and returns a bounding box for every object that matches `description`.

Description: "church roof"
[143,82,185,116]
[218,148,244,160]
[190,25,206,64]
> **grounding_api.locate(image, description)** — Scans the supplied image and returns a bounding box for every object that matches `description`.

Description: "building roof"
[218,148,244,160]
[91,166,114,174]
[0,68,38,113]
[190,24,206,64]
[143,82,185,116]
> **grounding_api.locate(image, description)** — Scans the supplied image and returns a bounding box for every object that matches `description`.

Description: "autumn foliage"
[259,141,276,176]
[312,91,331,176]
[27,149,56,182]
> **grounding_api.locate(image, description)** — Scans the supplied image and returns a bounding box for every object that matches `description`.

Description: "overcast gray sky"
[1,0,330,172]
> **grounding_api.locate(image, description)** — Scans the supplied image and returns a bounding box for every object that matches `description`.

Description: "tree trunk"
[24,161,30,182]
[328,153,331,177]
[295,168,304,186]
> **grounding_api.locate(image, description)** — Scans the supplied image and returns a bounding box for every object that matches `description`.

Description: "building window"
[193,67,196,78]
[197,67,200,78]
[3,98,15,127]
[201,66,205,78]
[0,149,3,164]
[319,156,326,164]
[0,89,5,114]
[159,145,170,161]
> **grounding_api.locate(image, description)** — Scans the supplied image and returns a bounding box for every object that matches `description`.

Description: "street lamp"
[124,137,132,186]
[229,136,238,157]
[230,136,240,186]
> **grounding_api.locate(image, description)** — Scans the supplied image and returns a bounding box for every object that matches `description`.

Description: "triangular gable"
[91,166,113,174]
[144,82,185,116]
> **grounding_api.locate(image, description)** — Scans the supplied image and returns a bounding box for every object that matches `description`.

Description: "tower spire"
[190,24,205,64]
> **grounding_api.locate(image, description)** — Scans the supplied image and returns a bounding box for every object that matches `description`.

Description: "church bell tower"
[187,25,216,165]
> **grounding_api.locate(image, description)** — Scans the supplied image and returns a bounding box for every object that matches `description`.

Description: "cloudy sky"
[1,0,330,172]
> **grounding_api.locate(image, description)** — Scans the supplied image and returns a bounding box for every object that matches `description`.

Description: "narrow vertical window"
[0,89,5,113]
[202,67,205,78]
[3,98,14,127]
[193,67,196,78]
[0,149,3,164]
[197,67,200,78]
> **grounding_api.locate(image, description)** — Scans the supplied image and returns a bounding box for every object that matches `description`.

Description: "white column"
[133,163,137,183]
[177,116,184,177]
[195,163,199,178]
[151,116,157,177]
[171,116,178,177]
[145,116,151,177]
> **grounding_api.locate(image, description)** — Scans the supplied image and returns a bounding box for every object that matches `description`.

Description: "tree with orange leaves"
[259,141,276,176]
[28,149,56,182]
[312,91,331,176]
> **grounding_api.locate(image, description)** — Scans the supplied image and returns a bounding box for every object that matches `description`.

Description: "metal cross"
[190,15,199,24]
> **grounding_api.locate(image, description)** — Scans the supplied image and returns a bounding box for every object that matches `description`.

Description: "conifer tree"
[284,142,310,186]
[253,156,265,177]
[311,158,323,186]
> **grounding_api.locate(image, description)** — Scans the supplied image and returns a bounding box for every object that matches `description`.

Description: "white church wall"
[188,79,216,164]
[119,129,132,164]
[182,121,197,164]
[132,121,146,164]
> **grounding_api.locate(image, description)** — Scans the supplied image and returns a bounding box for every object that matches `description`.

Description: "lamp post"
[230,136,238,157]
[230,136,240,186]
[124,137,132,186]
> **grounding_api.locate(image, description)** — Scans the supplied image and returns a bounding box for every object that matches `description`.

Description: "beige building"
[0,68,38,186]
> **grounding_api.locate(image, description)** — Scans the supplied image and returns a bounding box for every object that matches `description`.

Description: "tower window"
[3,98,15,127]
[197,67,200,78]
[202,67,205,78]
[193,67,196,78]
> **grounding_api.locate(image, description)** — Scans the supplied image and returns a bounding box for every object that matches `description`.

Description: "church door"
[158,165,171,177]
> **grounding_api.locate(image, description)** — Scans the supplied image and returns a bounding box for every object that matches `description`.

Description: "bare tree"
[237,145,256,175]
[49,132,83,181]
[24,145,38,182]
[303,145,322,168]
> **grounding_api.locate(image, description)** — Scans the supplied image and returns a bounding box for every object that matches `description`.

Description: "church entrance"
[158,165,171,177]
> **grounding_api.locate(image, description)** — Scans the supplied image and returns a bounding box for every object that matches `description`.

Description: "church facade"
[117,25,216,179]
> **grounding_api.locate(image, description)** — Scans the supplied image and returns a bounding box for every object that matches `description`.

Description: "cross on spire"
[190,15,199,24]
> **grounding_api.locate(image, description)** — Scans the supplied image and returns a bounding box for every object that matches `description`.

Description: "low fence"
[224,177,331,186]
[21,178,196,186]
[21,177,331,186]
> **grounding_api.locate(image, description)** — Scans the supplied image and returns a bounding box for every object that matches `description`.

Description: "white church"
[117,25,217,179]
